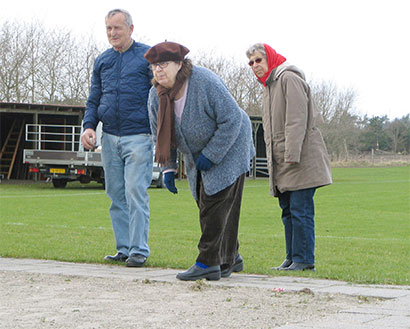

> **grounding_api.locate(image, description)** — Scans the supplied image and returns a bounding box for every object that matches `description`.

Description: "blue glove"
[163,172,177,194]
[196,153,213,171]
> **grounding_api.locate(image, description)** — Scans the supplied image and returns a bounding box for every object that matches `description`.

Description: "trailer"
[23,124,163,188]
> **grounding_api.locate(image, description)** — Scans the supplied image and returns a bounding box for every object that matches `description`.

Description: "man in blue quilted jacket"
[81,9,153,267]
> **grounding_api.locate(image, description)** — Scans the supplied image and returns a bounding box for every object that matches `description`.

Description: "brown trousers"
[195,173,245,267]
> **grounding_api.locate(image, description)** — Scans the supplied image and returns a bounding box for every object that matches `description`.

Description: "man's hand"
[164,172,178,194]
[81,128,97,150]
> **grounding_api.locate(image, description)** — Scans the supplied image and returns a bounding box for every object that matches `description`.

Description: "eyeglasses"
[151,61,171,70]
[248,58,263,66]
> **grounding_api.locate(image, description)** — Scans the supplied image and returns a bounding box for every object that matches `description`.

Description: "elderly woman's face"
[249,51,268,78]
[152,61,182,88]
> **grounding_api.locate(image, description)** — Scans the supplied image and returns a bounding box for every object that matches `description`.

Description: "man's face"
[105,13,133,51]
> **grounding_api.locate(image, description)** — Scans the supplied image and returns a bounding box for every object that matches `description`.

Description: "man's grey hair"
[106,9,133,27]
[246,43,266,59]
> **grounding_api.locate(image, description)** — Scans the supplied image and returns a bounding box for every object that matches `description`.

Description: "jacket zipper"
[116,52,122,136]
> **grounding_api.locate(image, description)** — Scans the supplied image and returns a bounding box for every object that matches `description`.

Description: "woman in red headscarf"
[246,43,332,271]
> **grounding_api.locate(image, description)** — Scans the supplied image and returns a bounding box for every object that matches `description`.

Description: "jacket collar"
[264,62,306,85]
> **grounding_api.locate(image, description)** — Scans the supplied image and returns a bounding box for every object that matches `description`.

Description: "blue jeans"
[102,133,153,258]
[278,188,316,264]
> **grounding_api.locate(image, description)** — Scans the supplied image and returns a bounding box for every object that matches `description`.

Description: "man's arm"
[83,59,102,131]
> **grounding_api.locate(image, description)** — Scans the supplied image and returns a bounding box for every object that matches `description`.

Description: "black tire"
[52,179,67,188]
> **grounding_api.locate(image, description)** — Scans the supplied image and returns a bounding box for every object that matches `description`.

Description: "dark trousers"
[195,173,245,267]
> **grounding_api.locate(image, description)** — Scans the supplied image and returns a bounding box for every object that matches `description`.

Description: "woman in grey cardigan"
[145,42,255,281]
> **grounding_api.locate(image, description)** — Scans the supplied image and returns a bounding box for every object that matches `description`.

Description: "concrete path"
[1,257,409,328]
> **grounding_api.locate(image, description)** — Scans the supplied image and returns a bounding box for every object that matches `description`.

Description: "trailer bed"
[23,150,102,167]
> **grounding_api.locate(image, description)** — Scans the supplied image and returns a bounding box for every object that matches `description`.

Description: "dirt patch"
[0,271,379,329]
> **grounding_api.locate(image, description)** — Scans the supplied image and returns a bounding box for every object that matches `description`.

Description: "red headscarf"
[256,44,286,87]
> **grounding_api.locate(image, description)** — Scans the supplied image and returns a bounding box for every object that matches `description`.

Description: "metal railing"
[25,124,82,151]
[250,157,269,177]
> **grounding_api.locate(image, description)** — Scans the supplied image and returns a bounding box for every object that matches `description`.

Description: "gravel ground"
[0,271,379,329]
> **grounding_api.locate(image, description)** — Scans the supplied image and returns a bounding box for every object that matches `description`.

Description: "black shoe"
[104,252,128,262]
[176,264,221,281]
[221,254,244,278]
[271,259,292,271]
[126,254,147,267]
[283,262,315,271]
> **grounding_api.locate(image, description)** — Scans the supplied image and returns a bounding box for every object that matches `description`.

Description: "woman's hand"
[196,154,213,171]
[164,172,178,194]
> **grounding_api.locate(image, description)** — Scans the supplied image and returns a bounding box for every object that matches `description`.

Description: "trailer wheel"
[52,179,67,188]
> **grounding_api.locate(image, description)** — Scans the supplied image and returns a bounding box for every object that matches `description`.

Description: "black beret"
[144,41,190,64]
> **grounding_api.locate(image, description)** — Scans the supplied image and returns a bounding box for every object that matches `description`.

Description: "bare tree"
[0,20,106,105]
[193,53,263,116]
[386,116,410,153]
[0,21,31,102]
[21,21,45,103]
[311,80,359,160]
[60,34,101,104]
[35,29,74,103]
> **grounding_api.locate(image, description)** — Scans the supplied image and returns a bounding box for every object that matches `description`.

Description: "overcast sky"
[2,0,409,120]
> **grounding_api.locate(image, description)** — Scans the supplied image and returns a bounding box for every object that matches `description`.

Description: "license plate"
[50,168,66,174]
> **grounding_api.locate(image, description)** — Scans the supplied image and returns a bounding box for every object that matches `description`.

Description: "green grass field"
[1,166,409,285]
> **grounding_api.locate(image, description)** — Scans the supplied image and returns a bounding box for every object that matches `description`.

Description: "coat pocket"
[272,132,285,164]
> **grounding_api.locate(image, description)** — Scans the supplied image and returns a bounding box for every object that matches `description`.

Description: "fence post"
[72,126,75,151]
[38,125,42,150]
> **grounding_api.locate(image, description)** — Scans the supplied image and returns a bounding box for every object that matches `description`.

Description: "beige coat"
[262,62,332,197]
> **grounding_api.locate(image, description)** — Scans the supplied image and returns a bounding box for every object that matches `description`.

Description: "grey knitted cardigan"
[148,66,255,200]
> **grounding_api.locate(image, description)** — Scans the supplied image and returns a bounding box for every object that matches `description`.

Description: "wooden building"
[0,102,85,180]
